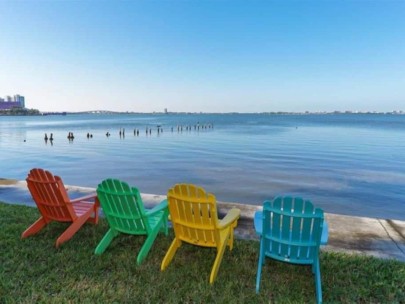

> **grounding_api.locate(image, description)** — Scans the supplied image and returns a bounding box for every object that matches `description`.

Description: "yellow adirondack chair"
[161,184,241,283]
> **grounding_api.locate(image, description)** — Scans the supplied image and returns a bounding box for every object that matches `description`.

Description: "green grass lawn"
[1,202,404,303]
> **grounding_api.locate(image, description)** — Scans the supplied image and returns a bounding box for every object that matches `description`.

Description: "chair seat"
[72,201,96,217]
[147,211,166,229]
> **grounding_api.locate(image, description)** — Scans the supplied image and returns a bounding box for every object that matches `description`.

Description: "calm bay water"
[1,113,404,220]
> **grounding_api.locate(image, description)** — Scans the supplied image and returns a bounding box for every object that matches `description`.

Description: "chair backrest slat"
[97,179,149,234]
[168,184,219,247]
[262,196,324,263]
[26,168,75,222]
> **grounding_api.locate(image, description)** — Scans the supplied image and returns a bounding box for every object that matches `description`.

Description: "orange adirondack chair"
[21,168,99,247]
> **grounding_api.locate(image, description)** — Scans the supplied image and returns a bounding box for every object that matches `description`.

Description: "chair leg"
[161,212,169,236]
[137,226,161,265]
[210,239,228,284]
[163,214,169,236]
[83,200,99,224]
[256,238,265,293]
[21,216,48,239]
[314,258,323,304]
[227,223,236,250]
[95,228,119,255]
[55,210,92,247]
[161,238,182,271]
[88,202,99,224]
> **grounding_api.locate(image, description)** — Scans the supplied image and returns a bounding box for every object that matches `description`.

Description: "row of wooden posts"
[44,123,214,141]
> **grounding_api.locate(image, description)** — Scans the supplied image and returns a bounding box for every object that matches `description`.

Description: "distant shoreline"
[0,108,41,116]
[39,110,405,116]
[1,109,404,116]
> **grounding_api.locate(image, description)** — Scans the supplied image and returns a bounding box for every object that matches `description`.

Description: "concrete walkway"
[1,179,404,262]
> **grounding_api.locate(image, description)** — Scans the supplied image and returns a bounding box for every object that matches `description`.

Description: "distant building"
[14,95,25,108]
[0,94,25,110]
[164,108,168,114]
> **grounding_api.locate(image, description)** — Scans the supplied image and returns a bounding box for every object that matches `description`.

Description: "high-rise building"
[14,95,25,108]
[0,94,25,110]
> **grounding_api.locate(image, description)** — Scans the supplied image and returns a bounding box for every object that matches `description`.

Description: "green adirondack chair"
[255,196,326,304]
[95,178,168,264]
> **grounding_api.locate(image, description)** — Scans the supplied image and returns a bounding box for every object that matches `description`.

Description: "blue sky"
[0,0,404,113]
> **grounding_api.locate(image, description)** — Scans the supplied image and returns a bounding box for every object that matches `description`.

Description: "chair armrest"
[218,208,240,229]
[70,193,97,204]
[146,199,168,216]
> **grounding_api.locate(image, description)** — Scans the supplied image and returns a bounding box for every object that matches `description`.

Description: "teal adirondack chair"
[95,179,168,264]
[255,196,327,304]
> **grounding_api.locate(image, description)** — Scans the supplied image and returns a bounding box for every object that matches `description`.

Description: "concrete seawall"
[202,200,404,262]
[1,179,404,262]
